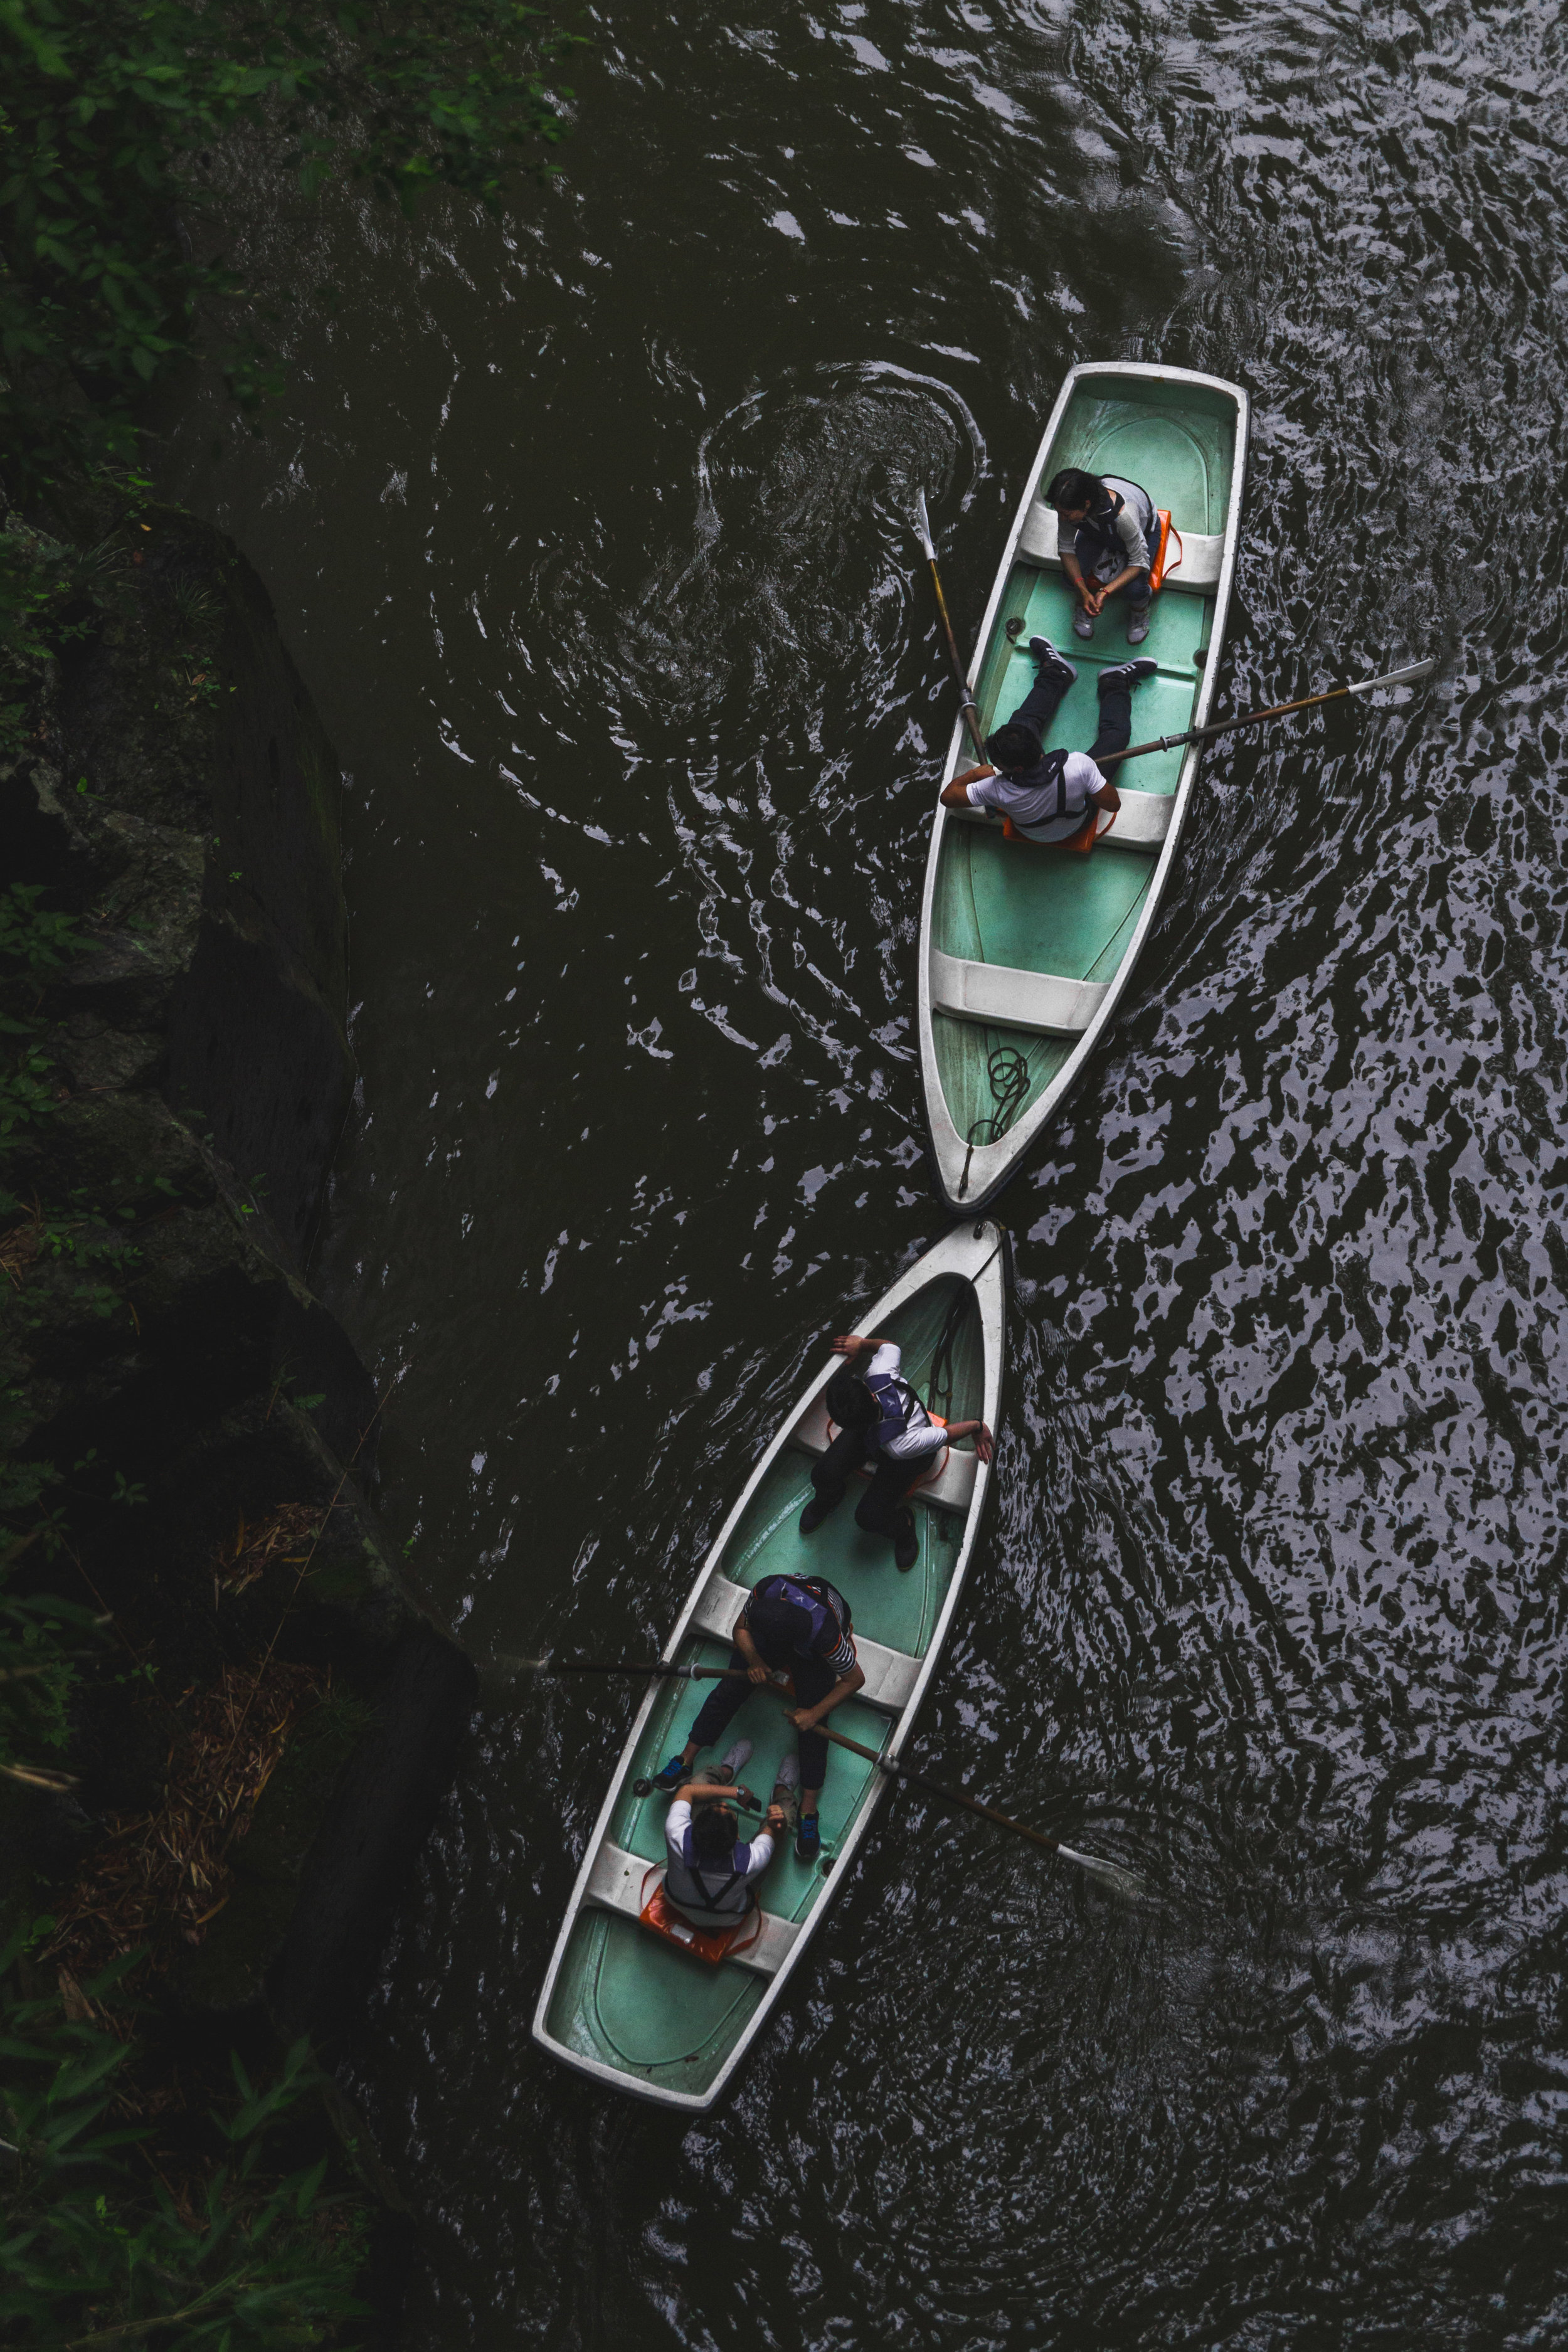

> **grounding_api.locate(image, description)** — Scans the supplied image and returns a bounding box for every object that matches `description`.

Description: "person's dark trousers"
[854,1451,924,1536]
[1088,674,1134,765]
[685,1645,839,1790]
[787,1655,837,1791]
[1006,659,1136,775]
[811,1429,924,1540]
[1007,665,1071,745]
[686,1653,751,1754]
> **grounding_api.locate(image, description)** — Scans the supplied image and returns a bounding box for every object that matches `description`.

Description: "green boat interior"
[933,374,1239,1150]
[543,1273,986,2100]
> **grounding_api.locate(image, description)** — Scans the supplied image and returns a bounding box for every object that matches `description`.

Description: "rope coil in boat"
[958,1043,1029,1199]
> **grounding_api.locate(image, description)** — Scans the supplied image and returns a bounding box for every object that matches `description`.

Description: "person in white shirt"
[940,638,1155,846]
[662,1740,794,1927]
[800,1330,995,1572]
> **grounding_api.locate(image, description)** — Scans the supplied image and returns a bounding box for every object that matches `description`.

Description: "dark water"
[166,0,1568,2341]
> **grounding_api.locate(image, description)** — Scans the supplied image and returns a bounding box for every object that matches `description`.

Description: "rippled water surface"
[168,0,1568,2341]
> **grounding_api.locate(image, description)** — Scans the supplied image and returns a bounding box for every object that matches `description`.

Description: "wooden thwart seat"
[1102,789,1175,852]
[787,1398,978,1517]
[930,949,1108,1038]
[585,1841,800,1977]
[692,1574,921,1714]
[946,792,1172,854]
[1018,502,1223,590]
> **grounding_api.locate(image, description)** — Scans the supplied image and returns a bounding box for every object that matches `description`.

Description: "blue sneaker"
[652,1754,686,1793]
[795,1811,821,1865]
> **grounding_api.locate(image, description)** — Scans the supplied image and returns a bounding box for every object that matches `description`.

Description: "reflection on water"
[167,0,1568,2339]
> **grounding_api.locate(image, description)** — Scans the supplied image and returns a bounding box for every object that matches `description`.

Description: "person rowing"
[940,637,1155,845]
[801,1330,995,1569]
[661,1739,794,1929]
[1046,466,1157,644]
[652,1574,865,1867]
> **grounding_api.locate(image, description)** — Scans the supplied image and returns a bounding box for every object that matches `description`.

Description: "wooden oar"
[557,1659,741,1683]
[914,490,987,760]
[1096,657,1434,772]
[805,1713,1142,1902]
[548,1658,1142,1900]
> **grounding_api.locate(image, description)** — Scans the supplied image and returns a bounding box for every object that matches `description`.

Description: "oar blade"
[1054,1841,1149,1905]
[1347,657,1436,694]
[913,487,937,561]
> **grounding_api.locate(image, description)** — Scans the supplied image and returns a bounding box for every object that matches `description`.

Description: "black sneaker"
[651,1754,686,1793]
[1098,657,1157,693]
[799,1495,834,1535]
[795,1810,822,1865]
[893,1508,919,1573]
[1028,635,1078,687]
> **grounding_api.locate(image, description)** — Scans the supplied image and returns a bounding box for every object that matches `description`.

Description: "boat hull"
[918,362,1249,1210]
[531,1221,1007,2111]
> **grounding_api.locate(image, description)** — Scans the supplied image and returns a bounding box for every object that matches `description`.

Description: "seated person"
[940,637,1155,845]
[662,1738,794,1930]
[802,1330,995,1570]
[1045,467,1157,644]
[653,1574,865,1867]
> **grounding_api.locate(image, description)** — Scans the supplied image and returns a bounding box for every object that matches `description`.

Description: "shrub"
[0,1937,369,2348]
[1,0,578,495]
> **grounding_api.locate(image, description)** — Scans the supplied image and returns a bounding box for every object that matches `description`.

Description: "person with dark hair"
[662,1738,794,1929]
[800,1330,995,1570]
[1044,465,1157,644]
[940,636,1156,845]
[651,1574,866,1865]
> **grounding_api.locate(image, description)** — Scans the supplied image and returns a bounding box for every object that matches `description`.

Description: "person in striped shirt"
[652,1574,864,1866]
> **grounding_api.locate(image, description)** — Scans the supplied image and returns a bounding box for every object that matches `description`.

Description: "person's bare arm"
[941,764,995,810]
[733,1621,771,1684]
[1060,546,1089,603]
[829,1332,893,1359]
[788,1662,866,1730]
[945,1418,996,1465]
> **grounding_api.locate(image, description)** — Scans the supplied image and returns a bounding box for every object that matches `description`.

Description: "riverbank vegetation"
[3,1,576,2338]
[3,1945,369,2348]
[2,0,578,497]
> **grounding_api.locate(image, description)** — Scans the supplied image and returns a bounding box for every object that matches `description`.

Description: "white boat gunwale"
[530,1217,1007,2111]
[916,360,1251,1211]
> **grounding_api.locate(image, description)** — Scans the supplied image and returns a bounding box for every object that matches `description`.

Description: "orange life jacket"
[638,1867,766,1967]
[1002,809,1116,855]
[1148,509,1183,593]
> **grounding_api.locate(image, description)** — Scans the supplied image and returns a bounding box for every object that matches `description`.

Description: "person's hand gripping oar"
[543,1657,1144,1902]
[914,489,988,762]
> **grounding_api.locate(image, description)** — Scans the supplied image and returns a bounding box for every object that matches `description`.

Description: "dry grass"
[0,1204,44,1284]
[210,1501,324,1605]
[45,1654,329,1979]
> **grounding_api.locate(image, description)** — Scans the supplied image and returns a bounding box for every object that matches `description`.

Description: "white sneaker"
[773,1756,800,1790]
[719,1739,753,1777]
